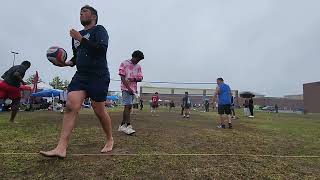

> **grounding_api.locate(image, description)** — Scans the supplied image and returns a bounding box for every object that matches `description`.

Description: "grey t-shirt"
[1,65,27,87]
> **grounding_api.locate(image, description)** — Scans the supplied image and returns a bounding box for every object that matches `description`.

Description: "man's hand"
[65,60,74,67]
[70,29,83,41]
[128,88,135,95]
[127,78,136,82]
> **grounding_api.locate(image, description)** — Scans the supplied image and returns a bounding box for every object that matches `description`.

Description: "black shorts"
[151,103,159,108]
[184,104,191,109]
[218,104,231,115]
[133,104,139,109]
[68,73,109,102]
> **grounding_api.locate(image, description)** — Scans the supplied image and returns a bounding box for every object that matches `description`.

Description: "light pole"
[11,51,19,66]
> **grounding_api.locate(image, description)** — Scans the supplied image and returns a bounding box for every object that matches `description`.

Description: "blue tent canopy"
[31,89,61,97]
[106,95,119,101]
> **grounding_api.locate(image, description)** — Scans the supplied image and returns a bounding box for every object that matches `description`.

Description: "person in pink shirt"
[118,50,144,135]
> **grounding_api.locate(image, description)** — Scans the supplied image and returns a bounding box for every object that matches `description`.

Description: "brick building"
[303,81,320,113]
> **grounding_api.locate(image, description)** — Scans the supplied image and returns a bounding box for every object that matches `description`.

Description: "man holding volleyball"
[40,5,113,158]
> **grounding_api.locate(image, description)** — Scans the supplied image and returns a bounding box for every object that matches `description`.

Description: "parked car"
[262,106,275,112]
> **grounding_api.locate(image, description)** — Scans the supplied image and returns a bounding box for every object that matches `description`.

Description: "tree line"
[25,74,70,90]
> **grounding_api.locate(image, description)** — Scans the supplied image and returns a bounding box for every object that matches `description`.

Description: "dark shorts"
[68,74,109,102]
[184,104,191,109]
[151,103,159,108]
[218,104,231,115]
[133,103,139,109]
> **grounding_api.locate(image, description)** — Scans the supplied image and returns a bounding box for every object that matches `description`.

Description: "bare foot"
[101,138,114,153]
[39,149,66,159]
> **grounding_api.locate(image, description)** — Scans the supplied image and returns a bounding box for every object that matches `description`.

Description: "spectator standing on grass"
[139,98,143,110]
[151,92,159,116]
[169,100,175,112]
[275,104,279,113]
[118,50,144,135]
[243,99,250,117]
[249,97,254,118]
[230,96,236,119]
[213,78,233,129]
[204,100,210,112]
[182,92,191,118]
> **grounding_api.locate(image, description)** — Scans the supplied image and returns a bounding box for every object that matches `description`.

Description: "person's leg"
[181,106,184,116]
[231,108,235,118]
[9,98,21,122]
[130,106,134,115]
[40,91,86,158]
[123,104,136,135]
[249,106,254,117]
[91,101,113,153]
[122,105,132,124]
[226,105,232,128]
[218,105,225,128]
[186,108,190,118]
[245,108,248,116]
[120,91,132,126]
[219,115,225,128]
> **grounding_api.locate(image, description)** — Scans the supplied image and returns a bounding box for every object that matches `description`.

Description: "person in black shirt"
[40,5,113,158]
[249,98,254,118]
[204,100,210,112]
[182,92,191,118]
[230,96,236,118]
[169,100,175,112]
[0,61,31,123]
[139,98,144,110]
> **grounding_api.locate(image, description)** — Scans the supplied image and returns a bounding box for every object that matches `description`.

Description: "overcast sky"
[1,0,319,97]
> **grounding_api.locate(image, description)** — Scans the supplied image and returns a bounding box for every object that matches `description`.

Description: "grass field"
[0,108,320,179]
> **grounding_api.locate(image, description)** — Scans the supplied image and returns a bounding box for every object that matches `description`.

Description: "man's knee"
[65,102,81,113]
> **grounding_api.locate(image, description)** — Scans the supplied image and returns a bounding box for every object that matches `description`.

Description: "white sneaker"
[124,125,136,135]
[118,125,127,132]
[249,115,254,118]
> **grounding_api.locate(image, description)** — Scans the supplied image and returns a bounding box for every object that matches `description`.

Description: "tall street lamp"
[11,51,19,66]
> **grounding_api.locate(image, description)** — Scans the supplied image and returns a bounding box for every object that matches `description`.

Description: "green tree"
[49,76,64,89]
[25,74,43,85]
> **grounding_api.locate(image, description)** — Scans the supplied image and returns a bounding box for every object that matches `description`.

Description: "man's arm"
[135,66,143,82]
[13,72,26,85]
[212,86,220,103]
[120,75,134,95]
[67,42,77,67]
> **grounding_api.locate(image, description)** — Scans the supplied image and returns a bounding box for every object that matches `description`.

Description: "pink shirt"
[119,60,143,92]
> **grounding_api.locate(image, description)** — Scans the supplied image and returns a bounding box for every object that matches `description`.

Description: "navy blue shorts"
[68,73,109,102]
